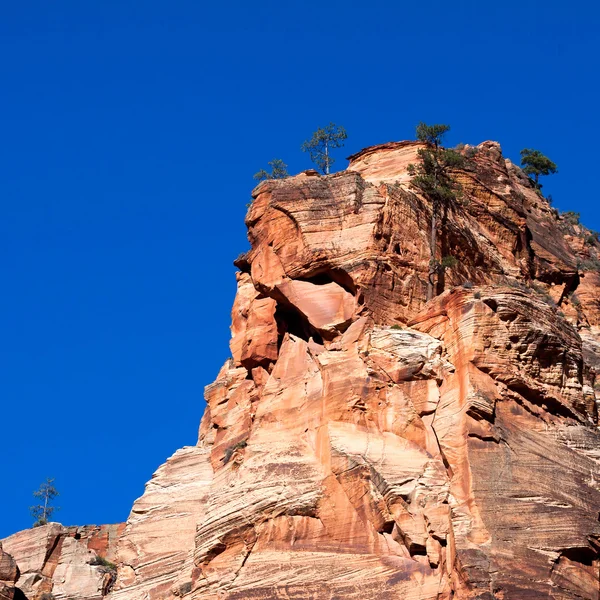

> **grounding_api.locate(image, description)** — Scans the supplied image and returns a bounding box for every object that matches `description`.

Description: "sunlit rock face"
[110,446,213,600]
[4,140,600,599]
[0,542,19,600]
[2,523,123,600]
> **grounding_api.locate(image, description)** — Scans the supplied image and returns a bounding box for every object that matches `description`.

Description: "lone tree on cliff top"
[253,159,289,181]
[520,148,557,189]
[301,123,347,175]
[407,122,465,302]
[30,478,60,527]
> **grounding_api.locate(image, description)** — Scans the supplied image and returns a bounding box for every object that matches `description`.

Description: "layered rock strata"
[2,523,123,600]
[0,542,19,600]
[4,139,600,599]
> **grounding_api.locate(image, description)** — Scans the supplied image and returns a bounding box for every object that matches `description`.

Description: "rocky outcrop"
[4,139,600,599]
[411,287,600,597]
[2,523,123,600]
[0,543,19,600]
[182,140,600,599]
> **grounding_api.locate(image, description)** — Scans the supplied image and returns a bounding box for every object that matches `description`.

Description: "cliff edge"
[5,140,600,599]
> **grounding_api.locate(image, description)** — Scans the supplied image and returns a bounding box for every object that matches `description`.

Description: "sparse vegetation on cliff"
[9,130,600,600]
[254,159,289,181]
[30,478,60,527]
[561,211,580,225]
[89,555,117,571]
[520,148,557,189]
[587,231,599,245]
[407,122,465,301]
[301,123,347,174]
[578,258,600,272]
[222,440,248,464]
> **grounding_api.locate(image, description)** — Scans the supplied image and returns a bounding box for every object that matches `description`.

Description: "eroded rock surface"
[163,140,600,598]
[2,523,123,600]
[111,446,213,600]
[4,139,600,599]
[0,542,19,600]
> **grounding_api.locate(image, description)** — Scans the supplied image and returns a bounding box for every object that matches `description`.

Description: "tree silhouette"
[253,159,289,181]
[30,478,60,527]
[520,148,557,189]
[301,123,347,174]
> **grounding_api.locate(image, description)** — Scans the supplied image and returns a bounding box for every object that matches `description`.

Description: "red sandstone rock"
[111,446,213,600]
[276,278,356,336]
[4,138,600,599]
[2,523,123,600]
[0,543,18,600]
[0,544,18,585]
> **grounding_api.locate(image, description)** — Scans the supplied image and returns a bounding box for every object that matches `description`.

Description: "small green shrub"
[474,291,481,299]
[440,255,458,269]
[89,555,117,571]
[223,440,248,465]
[561,211,580,225]
[578,258,600,272]
[390,324,402,330]
[529,282,557,307]
[254,159,289,181]
[505,279,531,294]
[544,294,557,307]
[587,234,599,245]
[177,582,193,596]
[39,594,55,600]
[462,280,474,289]
[536,291,557,307]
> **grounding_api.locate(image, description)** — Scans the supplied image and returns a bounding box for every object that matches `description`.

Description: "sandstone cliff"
[4,140,600,599]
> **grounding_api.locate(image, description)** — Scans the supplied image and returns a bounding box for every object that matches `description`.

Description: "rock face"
[0,542,19,600]
[4,139,600,599]
[110,446,213,600]
[2,523,123,600]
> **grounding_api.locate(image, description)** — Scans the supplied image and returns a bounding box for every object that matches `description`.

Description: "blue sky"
[1,1,599,538]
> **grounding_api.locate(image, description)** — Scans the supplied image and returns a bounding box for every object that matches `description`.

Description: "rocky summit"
[4,140,600,599]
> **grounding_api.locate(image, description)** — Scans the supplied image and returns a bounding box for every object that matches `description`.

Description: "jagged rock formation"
[4,140,600,599]
[2,524,123,600]
[0,542,20,600]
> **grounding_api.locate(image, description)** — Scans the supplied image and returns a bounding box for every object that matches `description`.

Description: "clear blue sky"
[1,1,599,538]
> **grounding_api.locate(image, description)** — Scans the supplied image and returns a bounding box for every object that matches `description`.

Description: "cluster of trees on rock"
[406,122,558,300]
[254,123,347,181]
[253,159,289,181]
[407,123,466,301]
[252,120,561,301]
[253,122,557,194]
